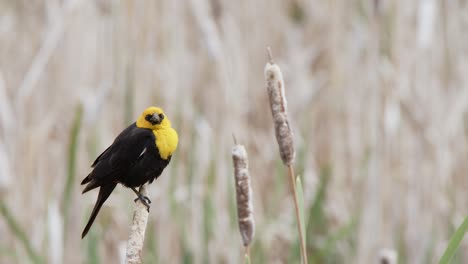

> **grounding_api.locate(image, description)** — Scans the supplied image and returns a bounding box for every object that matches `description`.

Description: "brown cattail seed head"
[264,60,295,165]
[232,144,255,247]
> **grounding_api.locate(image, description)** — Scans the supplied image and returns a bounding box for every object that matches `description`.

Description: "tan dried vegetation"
[0,0,467,263]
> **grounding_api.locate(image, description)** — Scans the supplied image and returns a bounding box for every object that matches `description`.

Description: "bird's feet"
[133,193,151,212]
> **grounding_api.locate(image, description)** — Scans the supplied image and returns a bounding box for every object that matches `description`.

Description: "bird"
[80,106,178,238]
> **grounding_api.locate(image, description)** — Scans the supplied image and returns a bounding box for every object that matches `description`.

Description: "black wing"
[81,123,156,193]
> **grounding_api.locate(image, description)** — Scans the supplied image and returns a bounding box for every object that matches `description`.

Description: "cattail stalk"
[264,47,308,264]
[232,139,255,262]
[126,184,150,264]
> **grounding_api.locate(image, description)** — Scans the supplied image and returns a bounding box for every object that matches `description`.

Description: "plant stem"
[288,165,308,264]
[126,184,150,264]
[244,245,251,264]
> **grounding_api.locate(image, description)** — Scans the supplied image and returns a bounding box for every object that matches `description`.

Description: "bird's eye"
[159,113,164,120]
[145,114,153,122]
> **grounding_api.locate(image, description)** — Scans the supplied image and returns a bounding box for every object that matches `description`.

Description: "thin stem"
[288,165,308,264]
[244,245,251,264]
[266,46,274,64]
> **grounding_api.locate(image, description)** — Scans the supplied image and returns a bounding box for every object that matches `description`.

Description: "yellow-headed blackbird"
[81,106,178,238]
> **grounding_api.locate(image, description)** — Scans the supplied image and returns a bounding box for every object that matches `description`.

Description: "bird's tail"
[82,183,117,238]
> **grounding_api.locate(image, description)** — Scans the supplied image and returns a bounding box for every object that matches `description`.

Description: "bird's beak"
[150,113,161,124]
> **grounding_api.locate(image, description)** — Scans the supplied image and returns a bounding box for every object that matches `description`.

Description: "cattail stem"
[126,184,150,264]
[288,165,307,264]
[244,245,251,264]
[264,48,308,263]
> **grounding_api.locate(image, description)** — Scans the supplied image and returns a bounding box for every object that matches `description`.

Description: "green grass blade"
[228,166,237,228]
[203,195,214,263]
[244,253,251,264]
[62,103,83,233]
[0,201,43,264]
[87,231,100,264]
[203,160,216,262]
[322,217,357,259]
[296,176,306,245]
[439,216,468,264]
[0,244,18,262]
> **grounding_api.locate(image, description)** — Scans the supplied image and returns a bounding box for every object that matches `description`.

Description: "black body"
[81,123,170,238]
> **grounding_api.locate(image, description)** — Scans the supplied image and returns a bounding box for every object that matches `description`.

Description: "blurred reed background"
[0,0,468,263]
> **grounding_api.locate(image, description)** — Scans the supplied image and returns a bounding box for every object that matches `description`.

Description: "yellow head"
[136,107,178,160]
[136,107,172,130]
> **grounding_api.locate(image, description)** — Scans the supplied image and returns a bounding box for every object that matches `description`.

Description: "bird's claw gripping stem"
[131,187,151,212]
[134,195,151,212]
